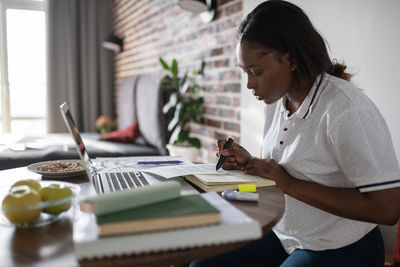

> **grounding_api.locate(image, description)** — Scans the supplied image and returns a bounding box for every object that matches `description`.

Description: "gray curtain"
[47,0,114,132]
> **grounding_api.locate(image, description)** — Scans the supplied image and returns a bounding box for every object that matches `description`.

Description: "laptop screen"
[59,102,94,175]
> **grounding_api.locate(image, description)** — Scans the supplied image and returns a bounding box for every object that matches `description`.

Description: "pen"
[221,190,259,202]
[216,136,234,171]
[137,160,183,165]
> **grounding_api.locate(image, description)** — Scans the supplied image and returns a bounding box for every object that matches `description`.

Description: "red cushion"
[392,218,400,267]
[101,121,140,143]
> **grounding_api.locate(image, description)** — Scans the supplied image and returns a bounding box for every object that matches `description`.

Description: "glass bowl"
[0,180,81,228]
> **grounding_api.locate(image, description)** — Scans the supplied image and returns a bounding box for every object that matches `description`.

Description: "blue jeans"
[189,227,384,267]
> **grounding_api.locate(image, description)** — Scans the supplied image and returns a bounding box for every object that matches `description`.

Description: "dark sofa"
[0,72,170,170]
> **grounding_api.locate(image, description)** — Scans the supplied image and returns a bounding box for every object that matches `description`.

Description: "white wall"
[241,0,400,252]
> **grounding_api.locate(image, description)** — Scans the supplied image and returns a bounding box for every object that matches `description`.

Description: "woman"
[191,1,400,266]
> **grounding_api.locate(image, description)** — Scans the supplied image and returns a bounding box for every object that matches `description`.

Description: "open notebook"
[185,173,276,192]
[143,163,276,192]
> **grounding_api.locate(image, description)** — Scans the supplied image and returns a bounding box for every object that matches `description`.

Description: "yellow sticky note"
[238,184,257,192]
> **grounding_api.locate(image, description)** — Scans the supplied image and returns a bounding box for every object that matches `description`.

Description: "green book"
[97,194,220,236]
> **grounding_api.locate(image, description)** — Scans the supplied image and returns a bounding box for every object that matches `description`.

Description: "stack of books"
[73,187,262,259]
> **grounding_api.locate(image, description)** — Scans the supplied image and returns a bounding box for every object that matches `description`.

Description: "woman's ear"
[281,52,294,66]
[280,52,297,72]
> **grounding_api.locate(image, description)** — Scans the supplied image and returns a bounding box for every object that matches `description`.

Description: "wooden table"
[0,167,285,267]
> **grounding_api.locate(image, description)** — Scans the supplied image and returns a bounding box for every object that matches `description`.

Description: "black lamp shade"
[102,34,123,53]
[178,0,208,13]
[178,0,217,23]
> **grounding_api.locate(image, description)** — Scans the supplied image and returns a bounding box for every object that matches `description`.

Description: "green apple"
[11,179,41,194]
[40,184,73,214]
[2,185,42,225]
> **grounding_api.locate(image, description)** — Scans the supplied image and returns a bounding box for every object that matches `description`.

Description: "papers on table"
[93,156,193,173]
[91,157,267,185]
[143,163,244,179]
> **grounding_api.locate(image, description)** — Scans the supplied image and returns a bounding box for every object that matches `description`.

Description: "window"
[0,0,46,134]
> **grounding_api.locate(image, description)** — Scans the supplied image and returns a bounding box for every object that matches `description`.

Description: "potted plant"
[95,115,116,134]
[159,57,204,162]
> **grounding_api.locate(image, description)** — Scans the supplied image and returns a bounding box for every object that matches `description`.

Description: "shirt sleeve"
[329,108,400,192]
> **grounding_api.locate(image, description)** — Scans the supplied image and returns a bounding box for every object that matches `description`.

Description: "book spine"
[98,214,220,236]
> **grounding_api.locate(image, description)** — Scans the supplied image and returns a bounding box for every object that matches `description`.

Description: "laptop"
[59,101,152,194]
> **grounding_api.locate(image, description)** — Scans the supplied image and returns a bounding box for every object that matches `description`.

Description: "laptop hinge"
[94,173,104,194]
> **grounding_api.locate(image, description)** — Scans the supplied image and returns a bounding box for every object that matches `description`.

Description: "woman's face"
[236,41,293,104]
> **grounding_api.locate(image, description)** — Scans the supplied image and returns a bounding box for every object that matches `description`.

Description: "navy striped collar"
[280,73,325,120]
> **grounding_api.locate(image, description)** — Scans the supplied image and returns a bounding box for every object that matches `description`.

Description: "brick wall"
[112,0,243,162]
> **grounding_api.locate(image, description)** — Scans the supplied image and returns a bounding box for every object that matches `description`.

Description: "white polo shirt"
[262,73,400,254]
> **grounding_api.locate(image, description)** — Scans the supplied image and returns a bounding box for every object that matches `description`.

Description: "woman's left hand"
[243,158,293,193]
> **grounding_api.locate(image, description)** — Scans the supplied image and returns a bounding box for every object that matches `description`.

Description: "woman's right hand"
[216,140,253,170]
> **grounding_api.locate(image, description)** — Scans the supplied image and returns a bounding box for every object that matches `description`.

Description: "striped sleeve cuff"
[357,179,400,192]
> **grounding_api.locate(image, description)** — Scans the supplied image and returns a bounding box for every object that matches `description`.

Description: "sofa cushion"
[116,76,138,129]
[135,72,168,155]
[101,120,140,143]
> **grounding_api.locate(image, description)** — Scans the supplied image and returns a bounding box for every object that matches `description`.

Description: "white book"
[73,192,262,260]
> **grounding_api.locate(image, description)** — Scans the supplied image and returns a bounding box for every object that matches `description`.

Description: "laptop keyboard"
[103,172,149,192]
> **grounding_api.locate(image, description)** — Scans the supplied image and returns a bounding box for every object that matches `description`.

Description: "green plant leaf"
[179,101,192,127]
[198,60,205,75]
[162,93,178,114]
[160,77,170,84]
[167,103,182,131]
[180,80,190,94]
[181,73,188,85]
[179,73,188,93]
[175,78,181,92]
[159,58,170,71]
[169,124,182,145]
[167,117,179,132]
[160,76,174,91]
[177,130,189,143]
[172,59,178,77]
[188,137,201,148]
